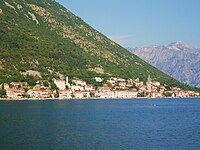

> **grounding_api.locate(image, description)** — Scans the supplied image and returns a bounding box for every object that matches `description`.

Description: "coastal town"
[0,75,199,100]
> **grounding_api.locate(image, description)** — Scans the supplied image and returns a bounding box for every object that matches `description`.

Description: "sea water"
[0,98,200,150]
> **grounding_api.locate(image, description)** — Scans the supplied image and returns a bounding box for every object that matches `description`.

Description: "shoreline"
[0,97,199,101]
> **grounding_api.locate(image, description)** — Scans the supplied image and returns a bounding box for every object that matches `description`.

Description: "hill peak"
[167,41,194,51]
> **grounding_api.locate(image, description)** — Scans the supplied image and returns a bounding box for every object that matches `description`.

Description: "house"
[74,92,84,99]
[134,81,144,87]
[119,82,126,89]
[71,85,84,92]
[117,78,126,82]
[178,91,189,97]
[151,86,157,92]
[107,79,116,85]
[152,81,160,87]
[72,79,86,86]
[53,79,66,90]
[10,82,23,88]
[95,77,103,83]
[85,84,94,91]
[152,92,162,98]
[27,90,53,98]
[128,89,138,97]
[6,87,25,98]
[82,91,90,98]
[97,86,110,93]
[114,90,129,98]
[195,92,200,97]
[99,91,114,98]
[114,89,138,98]
[110,77,118,82]
[139,85,147,92]
[58,90,72,99]
[0,83,9,90]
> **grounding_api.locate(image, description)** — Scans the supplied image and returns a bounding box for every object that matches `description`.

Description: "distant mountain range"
[128,41,200,87]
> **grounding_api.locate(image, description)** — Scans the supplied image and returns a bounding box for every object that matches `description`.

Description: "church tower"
[66,76,70,88]
[147,74,151,83]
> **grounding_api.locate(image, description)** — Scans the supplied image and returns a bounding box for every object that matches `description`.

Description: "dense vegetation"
[0,0,198,92]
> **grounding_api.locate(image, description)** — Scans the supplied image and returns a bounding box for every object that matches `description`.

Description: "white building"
[27,90,53,98]
[71,85,84,92]
[54,79,66,90]
[114,89,138,98]
[85,84,94,91]
[65,76,71,88]
[99,91,115,98]
[72,79,86,86]
[95,77,103,82]
[74,92,84,99]
[6,87,25,99]
[58,90,72,99]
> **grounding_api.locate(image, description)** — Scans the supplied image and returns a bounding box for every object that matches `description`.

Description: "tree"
[51,83,58,91]
[0,89,6,98]
[164,92,173,97]
[43,81,49,87]
[165,86,172,91]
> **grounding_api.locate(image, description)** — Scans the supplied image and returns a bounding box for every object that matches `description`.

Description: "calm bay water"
[0,98,200,150]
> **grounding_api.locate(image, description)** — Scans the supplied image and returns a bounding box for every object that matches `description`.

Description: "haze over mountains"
[129,41,200,87]
[0,0,197,91]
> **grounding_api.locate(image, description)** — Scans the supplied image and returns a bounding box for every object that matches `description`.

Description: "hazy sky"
[56,0,200,48]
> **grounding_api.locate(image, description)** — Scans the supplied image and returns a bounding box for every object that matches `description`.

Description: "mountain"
[129,41,200,87]
[0,0,195,90]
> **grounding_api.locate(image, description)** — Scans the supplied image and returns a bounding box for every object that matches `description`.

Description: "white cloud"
[107,35,133,47]
[108,35,132,40]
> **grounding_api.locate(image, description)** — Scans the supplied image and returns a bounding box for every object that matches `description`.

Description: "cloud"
[108,35,133,40]
[107,35,133,47]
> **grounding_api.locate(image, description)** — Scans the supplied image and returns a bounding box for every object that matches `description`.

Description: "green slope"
[0,0,196,90]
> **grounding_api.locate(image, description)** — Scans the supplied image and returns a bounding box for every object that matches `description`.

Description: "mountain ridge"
[129,42,200,87]
[0,0,197,91]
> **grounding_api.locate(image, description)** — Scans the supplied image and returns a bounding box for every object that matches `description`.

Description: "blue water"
[0,98,200,150]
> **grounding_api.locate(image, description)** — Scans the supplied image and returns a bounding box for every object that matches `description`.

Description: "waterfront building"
[58,90,72,99]
[53,79,66,90]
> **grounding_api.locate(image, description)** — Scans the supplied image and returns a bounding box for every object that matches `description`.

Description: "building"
[0,83,9,90]
[97,86,110,93]
[10,82,23,87]
[58,90,72,99]
[99,91,114,98]
[53,79,66,90]
[95,77,103,82]
[27,90,53,98]
[74,92,84,99]
[71,85,84,92]
[152,92,162,98]
[152,81,160,87]
[6,87,25,98]
[134,81,144,87]
[119,82,127,89]
[82,91,90,98]
[72,79,86,87]
[85,84,94,91]
[65,76,71,88]
[114,89,138,98]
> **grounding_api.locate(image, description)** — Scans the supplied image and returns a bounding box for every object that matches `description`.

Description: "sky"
[56,0,200,48]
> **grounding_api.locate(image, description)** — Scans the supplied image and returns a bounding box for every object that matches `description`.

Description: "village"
[0,75,199,100]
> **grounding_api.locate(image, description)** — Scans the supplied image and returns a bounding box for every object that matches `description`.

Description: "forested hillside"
[0,0,196,91]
